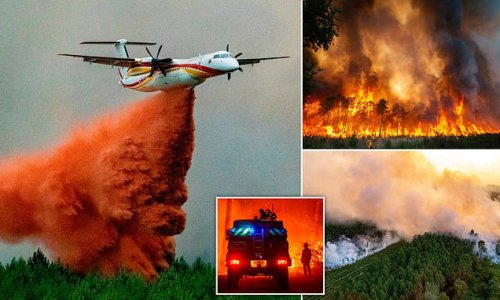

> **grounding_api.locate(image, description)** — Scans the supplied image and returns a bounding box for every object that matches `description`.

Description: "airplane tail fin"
[81,39,156,78]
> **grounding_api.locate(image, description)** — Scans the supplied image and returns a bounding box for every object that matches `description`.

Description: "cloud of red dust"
[0,89,195,278]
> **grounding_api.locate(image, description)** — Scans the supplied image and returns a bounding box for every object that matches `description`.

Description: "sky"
[0,0,301,264]
[422,150,500,185]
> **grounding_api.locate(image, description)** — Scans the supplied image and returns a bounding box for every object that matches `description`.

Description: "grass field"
[303,133,500,149]
[304,241,406,300]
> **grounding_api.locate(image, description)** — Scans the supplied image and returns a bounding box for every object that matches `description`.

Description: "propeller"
[145,45,167,77]
[226,44,243,58]
[226,44,243,81]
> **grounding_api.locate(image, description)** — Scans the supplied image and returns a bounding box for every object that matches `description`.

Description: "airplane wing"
[237,56,289,66]
[58,54,138,68]
[157,58,174,68]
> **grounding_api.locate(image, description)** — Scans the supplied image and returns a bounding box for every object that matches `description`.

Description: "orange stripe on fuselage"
[121,75,153,89]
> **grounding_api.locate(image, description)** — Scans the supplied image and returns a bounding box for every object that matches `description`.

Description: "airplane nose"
[229,59,239,71]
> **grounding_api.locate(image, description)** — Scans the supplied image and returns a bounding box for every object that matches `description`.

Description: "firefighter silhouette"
[301,242,312,275]
[258,208,277,220]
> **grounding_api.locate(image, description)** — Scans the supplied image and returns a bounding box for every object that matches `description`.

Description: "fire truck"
[225,209,292,290]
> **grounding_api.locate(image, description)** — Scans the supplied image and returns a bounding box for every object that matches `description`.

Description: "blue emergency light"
[229,226,286,237]
[230,226,254,237]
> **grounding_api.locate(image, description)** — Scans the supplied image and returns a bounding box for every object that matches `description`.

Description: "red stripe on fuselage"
[166,63,225,76]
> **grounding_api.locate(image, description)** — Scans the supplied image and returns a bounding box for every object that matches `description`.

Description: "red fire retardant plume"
[0,89,195,278]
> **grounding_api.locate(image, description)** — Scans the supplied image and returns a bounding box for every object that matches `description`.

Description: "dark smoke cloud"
[417,0,500,122]
[0,90,195,278]
[463,0,500,34]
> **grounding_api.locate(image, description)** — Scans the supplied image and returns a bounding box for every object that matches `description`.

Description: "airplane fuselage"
[59,39,288,93]
[119,51,239,92]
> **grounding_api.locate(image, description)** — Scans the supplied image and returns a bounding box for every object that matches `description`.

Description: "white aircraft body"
[59,39,288,92]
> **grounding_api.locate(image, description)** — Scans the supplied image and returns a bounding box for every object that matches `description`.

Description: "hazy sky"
[422,150,500,185]
[0,0,301,264]
[303,150,500,239]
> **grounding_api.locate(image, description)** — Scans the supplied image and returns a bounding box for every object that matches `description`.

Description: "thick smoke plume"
[304,151,500,241]
[0,90,195,278]
[326,232,500,268]
[305,0,500,137]
[325,232,400,269]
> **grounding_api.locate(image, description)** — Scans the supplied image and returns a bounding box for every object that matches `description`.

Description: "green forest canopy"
[0,250,298,299]
[324,232,499,299]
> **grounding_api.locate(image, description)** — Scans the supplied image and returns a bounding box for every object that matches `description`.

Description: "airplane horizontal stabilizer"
[80,41,156,46]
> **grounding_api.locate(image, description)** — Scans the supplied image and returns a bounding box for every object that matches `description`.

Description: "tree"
[303,0,341,51]
[304,62,317,96]
[489,191,500,202]
[391,103,401,136]
[303,0,341,97]
[399,107,409,136]
[341,96,353,133]
[27,248,49,269]
[322,94,343,115]
[321,94,343,128]
[452,278,468,299]
[376,99,388,137]
[478,240,486,259]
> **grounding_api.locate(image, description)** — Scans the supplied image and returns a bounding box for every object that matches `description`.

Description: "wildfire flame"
[304,91,498,138]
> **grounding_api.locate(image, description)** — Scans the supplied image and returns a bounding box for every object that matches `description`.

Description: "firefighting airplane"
[59,39,289,92]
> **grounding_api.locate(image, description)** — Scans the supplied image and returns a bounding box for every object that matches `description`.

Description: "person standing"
[301,242,312,275]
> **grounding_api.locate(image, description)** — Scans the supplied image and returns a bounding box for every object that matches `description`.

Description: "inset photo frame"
[216,197,325,295]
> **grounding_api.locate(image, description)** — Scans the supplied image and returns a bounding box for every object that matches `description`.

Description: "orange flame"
[304,91,498,138]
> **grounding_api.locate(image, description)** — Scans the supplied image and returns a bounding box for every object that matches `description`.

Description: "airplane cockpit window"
[213,54,232,59]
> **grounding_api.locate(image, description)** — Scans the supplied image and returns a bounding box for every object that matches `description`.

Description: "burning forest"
[303,0,500,146]
[0,90,195,278]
